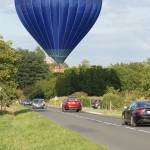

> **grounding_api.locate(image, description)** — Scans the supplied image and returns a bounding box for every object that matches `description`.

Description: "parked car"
[32,99,45,109]
[22,99,32,106]
[62,96,82,112]
[91,100,101,109]
[122,100,150,126]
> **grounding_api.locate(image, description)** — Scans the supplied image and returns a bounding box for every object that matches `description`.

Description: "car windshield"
[33,99,42,103]
[67,97,79,101]
[139,101,150,108]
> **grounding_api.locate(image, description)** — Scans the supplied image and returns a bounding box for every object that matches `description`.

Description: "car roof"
[66,97,79,100]
[33,99,43,101]
[133,100,150,103]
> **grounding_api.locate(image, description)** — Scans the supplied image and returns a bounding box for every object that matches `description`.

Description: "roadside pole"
[54,96,58,107]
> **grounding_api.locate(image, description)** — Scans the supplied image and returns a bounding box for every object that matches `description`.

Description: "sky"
[0,0,150,67]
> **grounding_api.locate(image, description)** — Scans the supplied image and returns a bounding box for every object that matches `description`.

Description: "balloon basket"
[51,64,65,73]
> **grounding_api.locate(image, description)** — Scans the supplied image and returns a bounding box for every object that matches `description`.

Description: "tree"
[56,69,76,96]
[35,46,46,60]
[140,59,150,98]
[0,36,20,106]
[80,65,106,96]
[27,77,57,99]
[80,59,90,67]
[16,48,49,89]
[103,68,121,90]
[110,62,144,91]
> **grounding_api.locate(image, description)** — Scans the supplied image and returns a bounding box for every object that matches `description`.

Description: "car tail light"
[136,109,145,113]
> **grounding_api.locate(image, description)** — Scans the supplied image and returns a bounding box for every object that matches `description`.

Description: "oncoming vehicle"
[22,99,32,106]
[122,100,150,126]
[62,97,82,112]
[32,99,45,109]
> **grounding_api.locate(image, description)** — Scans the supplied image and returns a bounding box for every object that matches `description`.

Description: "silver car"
[32,99,45,109]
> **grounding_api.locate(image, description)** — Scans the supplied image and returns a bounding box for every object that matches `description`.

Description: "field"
[0,104,107,150]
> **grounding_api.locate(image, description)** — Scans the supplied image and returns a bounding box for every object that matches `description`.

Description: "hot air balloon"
[14,0,102,64]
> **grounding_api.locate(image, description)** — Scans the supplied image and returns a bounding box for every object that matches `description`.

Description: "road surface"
[31,106,150,150]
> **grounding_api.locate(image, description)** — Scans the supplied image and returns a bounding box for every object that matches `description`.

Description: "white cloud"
[0,1,15,14]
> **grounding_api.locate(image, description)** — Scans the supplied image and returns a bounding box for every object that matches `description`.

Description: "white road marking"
[96,120,103,123]
[125,127,136,130]
[139,130,150,134]
[47,107,150,134]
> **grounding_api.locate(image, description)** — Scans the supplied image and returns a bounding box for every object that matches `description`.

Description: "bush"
[71,91,88,98]
[81,98,91,107]
[102,93,123,109]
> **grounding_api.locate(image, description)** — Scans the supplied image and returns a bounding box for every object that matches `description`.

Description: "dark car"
[62,97,82,112]
[22,99,32,106]
[122,100,150,126]
[32,99,45,109]
[91,100,101,109]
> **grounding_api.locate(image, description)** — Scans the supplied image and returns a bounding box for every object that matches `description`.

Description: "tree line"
[0,36,150,108]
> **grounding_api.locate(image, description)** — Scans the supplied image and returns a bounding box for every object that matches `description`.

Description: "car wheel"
[130,116,136,127]
[76,109,79,112]
[122,115,127,125]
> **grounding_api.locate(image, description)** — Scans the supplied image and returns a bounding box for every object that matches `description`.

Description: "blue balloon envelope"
[14,0,102,63]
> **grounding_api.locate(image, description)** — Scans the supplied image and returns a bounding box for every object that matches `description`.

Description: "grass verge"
[0,104,107,150]
[83,107,122,118]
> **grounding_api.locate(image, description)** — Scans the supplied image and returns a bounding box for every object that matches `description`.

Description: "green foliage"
[102,87,123,109]
[71,91,88,98]
[80,59,90,67]
[15,89,25,100]
[81,98,91,107]
[56,65,121,97]
[110,62,144,91]
[24,75,57,99]
[122,91,138,106]
[0,37,20,100]
[103,93,122,109]
[56,69,78,96]
[140,59,150,98]
[80,66,105,96]
[16,47,49,89]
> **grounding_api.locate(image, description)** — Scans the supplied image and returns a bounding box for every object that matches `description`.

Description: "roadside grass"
[0,104,107,150]
[83,107,122,118]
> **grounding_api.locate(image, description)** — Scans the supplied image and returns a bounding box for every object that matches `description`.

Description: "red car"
[62,97,82,112]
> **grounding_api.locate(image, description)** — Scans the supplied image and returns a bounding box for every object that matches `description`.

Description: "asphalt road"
[31,106,150,150]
